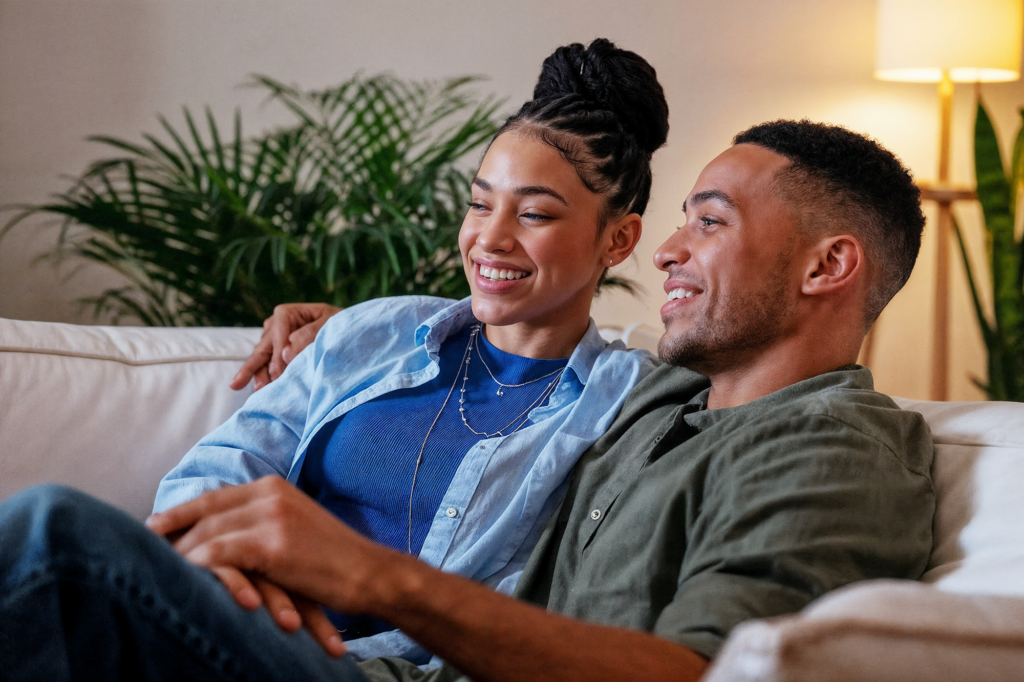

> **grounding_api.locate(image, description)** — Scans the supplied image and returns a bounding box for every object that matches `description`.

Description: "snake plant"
[2,74,503,326]
[953,102,1024,401]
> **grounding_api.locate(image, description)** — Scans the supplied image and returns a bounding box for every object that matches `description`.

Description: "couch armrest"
[0,318,262,519]
[704,580,1024,682]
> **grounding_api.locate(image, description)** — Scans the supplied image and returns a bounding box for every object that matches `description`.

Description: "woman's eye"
[467,201,486,211]
[522,212,553,221]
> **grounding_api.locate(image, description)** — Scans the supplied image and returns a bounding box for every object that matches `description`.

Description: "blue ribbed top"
[298,324,567,637]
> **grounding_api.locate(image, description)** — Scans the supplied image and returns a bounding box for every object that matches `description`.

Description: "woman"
[0,38,669,677]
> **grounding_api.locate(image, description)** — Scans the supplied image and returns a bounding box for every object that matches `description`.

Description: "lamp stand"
[920,71,976,401]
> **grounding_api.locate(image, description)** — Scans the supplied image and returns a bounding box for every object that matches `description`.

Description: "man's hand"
[231,303,342,391]
[145,476,395,656]
[147,477,708,682]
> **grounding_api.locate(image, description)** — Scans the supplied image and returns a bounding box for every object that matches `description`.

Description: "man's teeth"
[480,265,528,281]
[667,288,696,301]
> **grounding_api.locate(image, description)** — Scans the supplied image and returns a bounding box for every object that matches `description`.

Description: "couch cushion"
[704,580,1024,682]
[894,398,1024,597]
[0,318,261,520]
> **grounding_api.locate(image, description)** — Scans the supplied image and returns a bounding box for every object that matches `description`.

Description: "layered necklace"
[406,324,566,552]
[458,325,565,437]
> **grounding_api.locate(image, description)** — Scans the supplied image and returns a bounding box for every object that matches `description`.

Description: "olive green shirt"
[360,364,935,679]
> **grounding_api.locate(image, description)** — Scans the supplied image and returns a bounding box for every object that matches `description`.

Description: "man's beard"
[658,272,795,374]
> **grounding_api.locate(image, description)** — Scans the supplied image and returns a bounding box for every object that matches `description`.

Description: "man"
[0,120,933,682]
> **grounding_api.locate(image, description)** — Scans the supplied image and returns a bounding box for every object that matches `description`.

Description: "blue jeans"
[0,485,372,681]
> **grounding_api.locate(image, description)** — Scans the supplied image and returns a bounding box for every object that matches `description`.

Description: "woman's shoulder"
[320,296,460,337]
[582,338,662,396]
[323,294,460,329]
[596,342,661,372]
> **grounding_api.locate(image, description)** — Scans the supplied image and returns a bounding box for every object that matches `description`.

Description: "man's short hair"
[733,120,925,326]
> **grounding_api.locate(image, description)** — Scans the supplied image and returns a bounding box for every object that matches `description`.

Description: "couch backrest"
[0,318,260,519]
[3,318,1024,599]
[895,397,1024,597]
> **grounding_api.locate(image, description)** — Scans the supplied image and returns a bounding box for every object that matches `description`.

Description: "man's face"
[654,143,805,373]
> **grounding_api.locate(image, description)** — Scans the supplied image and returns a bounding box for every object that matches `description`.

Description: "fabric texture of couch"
[2,317,1023,680]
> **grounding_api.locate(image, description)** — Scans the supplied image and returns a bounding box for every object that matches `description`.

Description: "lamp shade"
[876,0,1024,82]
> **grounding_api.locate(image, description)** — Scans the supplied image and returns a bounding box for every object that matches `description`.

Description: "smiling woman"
[0,39,671,677]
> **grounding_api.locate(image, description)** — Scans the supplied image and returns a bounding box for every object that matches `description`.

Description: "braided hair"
[497,39,670,224]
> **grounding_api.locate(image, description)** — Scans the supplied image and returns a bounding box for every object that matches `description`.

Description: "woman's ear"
[603,213,643,268]
[802,234,864,297]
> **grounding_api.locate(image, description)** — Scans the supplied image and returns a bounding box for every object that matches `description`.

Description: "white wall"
[2,0,1022,400]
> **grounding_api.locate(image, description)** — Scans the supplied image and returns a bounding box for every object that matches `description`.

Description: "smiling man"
[0,120,935,682]
[159,121,935,681]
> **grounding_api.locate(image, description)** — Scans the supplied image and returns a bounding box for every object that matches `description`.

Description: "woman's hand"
[231,303,342,391]
[145,477,406,652]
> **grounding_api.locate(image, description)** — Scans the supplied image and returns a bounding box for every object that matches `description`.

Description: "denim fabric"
[154,296,657,663]
[0,485,369,682]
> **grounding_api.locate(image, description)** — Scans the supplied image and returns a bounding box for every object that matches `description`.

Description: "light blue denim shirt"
[154,296,657,664]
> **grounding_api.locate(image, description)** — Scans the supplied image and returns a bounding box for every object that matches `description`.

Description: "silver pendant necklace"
[459,326,564,437]
[405,324,565,553]
[473,330,565,396]
[406,328,474,553]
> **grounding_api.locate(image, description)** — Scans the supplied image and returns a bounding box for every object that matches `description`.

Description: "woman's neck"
[482,316,590,360]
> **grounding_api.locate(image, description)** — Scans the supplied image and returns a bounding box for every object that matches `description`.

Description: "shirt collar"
[414,296,607,388]
[683,364,874,431]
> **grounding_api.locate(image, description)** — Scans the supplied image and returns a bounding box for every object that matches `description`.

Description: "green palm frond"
[2,73,505,326]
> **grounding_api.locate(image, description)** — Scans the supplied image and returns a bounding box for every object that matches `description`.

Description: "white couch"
[2,317,1023,680]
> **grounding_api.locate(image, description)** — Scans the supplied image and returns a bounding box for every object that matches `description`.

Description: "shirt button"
[479,445,486,450]
[446,508,459,518]
[590,509,602,520]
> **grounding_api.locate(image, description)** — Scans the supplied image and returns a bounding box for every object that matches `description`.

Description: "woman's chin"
[469,298,524,328]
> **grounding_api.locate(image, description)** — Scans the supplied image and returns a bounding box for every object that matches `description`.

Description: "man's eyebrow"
[472,177,569,206]
[682,189,737,213]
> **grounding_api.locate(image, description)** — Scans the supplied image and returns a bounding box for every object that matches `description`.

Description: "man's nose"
[653,229,692,272]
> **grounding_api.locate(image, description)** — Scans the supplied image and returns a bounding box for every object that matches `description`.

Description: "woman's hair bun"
[532,38,669,155]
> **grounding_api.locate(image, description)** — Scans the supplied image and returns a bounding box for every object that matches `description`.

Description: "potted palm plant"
[2,74,503,326]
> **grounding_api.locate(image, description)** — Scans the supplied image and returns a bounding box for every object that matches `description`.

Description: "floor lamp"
[874,0,1022,401]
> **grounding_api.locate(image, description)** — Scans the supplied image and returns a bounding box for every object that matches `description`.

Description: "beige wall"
[2,0,1022,400]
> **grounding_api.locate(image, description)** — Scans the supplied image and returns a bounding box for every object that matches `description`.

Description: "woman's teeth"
[667,288,696,301]
[480,265,528,281]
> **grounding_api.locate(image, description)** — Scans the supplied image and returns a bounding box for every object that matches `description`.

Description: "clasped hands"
[146,475,396,657]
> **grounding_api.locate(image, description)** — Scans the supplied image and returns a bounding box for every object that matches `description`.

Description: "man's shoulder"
[729,366,934,477]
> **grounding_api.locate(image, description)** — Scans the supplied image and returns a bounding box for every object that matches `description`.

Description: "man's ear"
[603,213,643,267]
[801,234,864,296]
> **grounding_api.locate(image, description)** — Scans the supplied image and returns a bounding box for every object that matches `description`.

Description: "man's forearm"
[153,478,708,681]
[367,553,708,682]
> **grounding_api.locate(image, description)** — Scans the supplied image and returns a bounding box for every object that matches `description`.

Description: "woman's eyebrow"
[472,177,569,206]
[515,186,568,206]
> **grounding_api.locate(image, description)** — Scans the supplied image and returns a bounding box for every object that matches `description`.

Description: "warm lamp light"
[872,0,1023,401]
[876,0,1022,84]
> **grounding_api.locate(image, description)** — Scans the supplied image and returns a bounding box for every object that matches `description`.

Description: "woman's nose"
[476,211,517,253]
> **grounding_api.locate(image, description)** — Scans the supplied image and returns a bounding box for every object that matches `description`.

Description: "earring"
[608,258,614,266]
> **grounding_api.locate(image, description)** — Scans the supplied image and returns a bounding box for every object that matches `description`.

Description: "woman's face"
[459,132,614,336]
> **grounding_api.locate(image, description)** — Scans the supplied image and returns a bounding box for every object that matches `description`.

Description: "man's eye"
[699,216,717,227]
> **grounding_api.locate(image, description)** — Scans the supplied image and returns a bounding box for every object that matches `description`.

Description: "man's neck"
[701,335,861,410]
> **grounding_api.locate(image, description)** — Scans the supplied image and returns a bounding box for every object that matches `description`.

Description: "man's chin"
[657,334,700,368]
